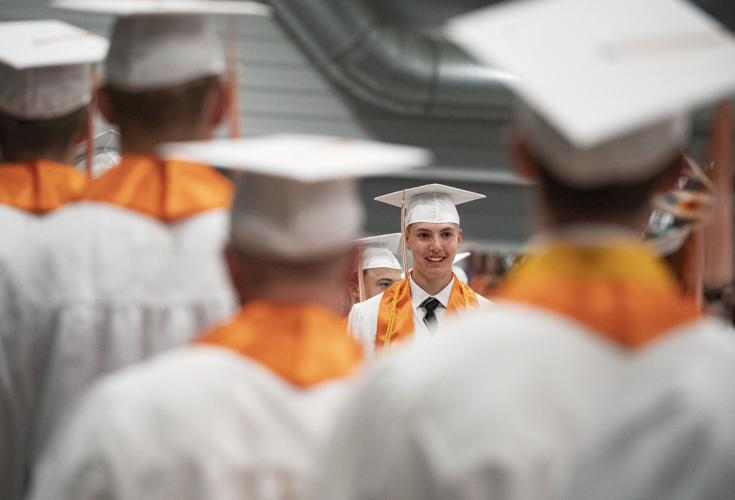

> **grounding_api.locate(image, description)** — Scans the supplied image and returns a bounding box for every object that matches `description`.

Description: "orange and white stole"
[496,243,701,349]
[0,160,87,214]
[197,301,363,388]
[83,154,233,221]
[375,273,479,350]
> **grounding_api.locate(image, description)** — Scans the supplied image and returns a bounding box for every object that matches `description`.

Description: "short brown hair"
[534,155,680,222]
[103,75,221,133]
[0,106,88,162]
[230,247,350,289]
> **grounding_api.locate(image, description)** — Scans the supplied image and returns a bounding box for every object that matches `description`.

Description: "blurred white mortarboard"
[159,134,431,261]
[358,233,402,271]
[53,0,270,91]
[376,183,484,226]
[0,20,108,119]
[453,251,471,265]
[452,251,471,284]
[446,0,735,187]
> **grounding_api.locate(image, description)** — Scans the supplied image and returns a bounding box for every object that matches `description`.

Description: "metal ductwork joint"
[267,0,515,119]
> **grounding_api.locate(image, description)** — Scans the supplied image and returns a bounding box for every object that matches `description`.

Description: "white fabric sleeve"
[308,356,447,500]
[347,295,381,356]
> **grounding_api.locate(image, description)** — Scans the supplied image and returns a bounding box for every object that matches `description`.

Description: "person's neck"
[239,283,345,316]
[6,149,74,165]
[538,210,649,235]
[410,268,453,296]
[119,128,211,156]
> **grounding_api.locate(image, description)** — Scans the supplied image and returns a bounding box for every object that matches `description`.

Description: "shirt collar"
[409,273,455,310]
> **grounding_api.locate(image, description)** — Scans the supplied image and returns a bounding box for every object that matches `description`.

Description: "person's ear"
[96,86,116,126]
[404,226,413,252]
[207,81,229,129]
[347,281,360,304]
[507,131,539,181]
[457,227,463,246]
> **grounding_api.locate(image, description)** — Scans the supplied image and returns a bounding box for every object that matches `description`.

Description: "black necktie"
[421,297,441,331]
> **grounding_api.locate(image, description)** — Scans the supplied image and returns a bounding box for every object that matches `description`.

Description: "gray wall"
[0,0,724,251]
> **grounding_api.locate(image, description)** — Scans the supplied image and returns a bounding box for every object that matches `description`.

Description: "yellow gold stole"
[497,243,701,349]
[198,301,363,388]
[0,160,87,214]
[84,154,232,221]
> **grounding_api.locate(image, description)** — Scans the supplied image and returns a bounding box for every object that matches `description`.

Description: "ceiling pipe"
[267,0,515,119]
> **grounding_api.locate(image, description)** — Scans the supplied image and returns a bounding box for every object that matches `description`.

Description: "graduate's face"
[363,267,402,299]
[407,223,462,282]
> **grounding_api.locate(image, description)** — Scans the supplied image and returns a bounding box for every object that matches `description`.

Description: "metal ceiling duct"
[267,0,735,119]
[267,0,515,119]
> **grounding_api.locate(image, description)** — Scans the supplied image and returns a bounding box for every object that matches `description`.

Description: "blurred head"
[98,75,227,148]
[0,105,89,163]
[0,45,99,164]
[224,244,359,315]
[99,14,229,150]
[511,107,686,231]
[225,171,365,314]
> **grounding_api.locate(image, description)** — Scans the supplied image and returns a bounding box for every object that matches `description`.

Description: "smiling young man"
[347,184,490,353]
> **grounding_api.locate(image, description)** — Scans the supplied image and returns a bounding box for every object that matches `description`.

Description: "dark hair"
[103,75,221,132]
[231,247,350,288]
[534,155,680,222]
[0,106,89,162]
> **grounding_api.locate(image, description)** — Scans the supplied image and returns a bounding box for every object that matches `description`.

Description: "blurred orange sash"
[0,161,87,214]
[497,243,701,349]
[84,154,232,221]
[376,274,478,349]
[198,301,363,388]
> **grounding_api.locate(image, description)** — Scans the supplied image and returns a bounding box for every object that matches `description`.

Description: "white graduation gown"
[28,344,357,500]
[562,322,735,500]
[311,302,735,500]
[6,202,236,469]
[0,206,42,500]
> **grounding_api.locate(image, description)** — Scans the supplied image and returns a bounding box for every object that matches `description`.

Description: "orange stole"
[0,161,87,214]
[496,243,701,349]
[376,274,479,349]
[84,154,232,221]
[197,301,363,388]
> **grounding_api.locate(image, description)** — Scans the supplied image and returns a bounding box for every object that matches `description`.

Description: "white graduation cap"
[446,0,735,187]
[0,20,108,119]
[53,0,270,91]
[375,183,485,226]
[159,134,431,261]
[358,233,402,271]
